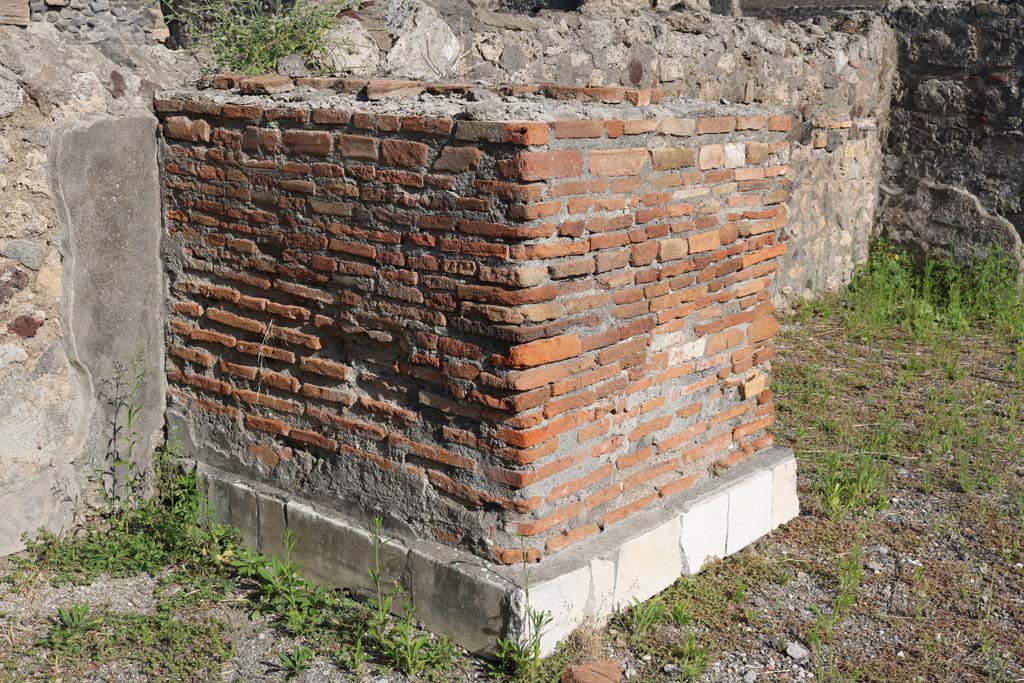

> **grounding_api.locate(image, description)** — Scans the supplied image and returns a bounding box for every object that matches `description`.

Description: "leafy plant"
[809,544,863,648]
[57,602,103,633]
[42,608,233,682]
[232,530,333,633]
[96,354,150,516]
[815,450,888,520]
[362,514,407,657]
[18,442,237,587]
[678,633,708,682]
[618,596,666,642]
[278,646,315,679]
[335,628,367,673]
[381,592,432,675]
[169,0,351,75]
[44,602,104,653]
[491,541,552,682]
[731,578,747,603]
[670,600,694,627]
[843,244,1023,344]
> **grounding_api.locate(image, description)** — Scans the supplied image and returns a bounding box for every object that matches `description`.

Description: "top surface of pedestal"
[158,76,782,125]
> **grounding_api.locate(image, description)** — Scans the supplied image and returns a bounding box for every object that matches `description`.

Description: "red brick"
[506,334,582,369]
[688,229,721,253]
[245,414,290,436]
[517,502,583,536]
[697,116,736,134]
[381,139,430,167]
[434,146,483,172]
[338,134,378,159]
[164,116,211,143]
[601,492,658,526]
[170,345,214,368]
[546,523,600,553]
[498,151,583,181]
[747,315,779,343]
[301,357,352,381]
[454,120,549,145]
[769,114,793,131]
[552,120,605,139]
[588,148,648,176]
[290,428,338,451]
[282,130,333,155]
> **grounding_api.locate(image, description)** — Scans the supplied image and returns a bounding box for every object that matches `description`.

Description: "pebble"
[663,664,682,674]
[623,662,637,679]
[785,641,810,661]
[743,670,758,682]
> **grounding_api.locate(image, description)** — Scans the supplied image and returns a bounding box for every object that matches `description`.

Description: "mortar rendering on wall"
[156,75,800,652]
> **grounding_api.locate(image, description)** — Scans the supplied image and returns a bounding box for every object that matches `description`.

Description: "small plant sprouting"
[491,540,552,682]
[335,628,367,674]
[678,632,708,682]
[670,599,694,627]
[619,596,666,643]
[367,516,398,647]
[809,544,863,648]
[231,530,333,634]
[731,578,748,603]
[815,450,888,520]
[278,645,315,679]
[382,591,433,675]
[361,517,461,675]
[57,602,102,633]
[44,602,104,653]
[96,353,149,518]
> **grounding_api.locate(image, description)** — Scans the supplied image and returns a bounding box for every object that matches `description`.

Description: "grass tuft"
[169,0,351,75]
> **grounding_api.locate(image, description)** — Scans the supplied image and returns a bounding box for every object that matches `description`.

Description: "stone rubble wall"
[156,75,792,563]
[28,0,166,43]
[880,0,1024,268]
[0,26,197,555]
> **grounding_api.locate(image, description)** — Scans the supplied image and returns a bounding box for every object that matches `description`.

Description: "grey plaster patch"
[50,112,166,474]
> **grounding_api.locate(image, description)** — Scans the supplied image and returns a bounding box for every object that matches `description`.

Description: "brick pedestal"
[157,77,799,652]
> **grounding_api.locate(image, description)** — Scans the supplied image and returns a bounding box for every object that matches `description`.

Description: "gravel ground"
[1,314,1023,682]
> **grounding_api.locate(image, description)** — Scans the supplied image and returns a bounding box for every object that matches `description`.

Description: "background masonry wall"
[157,77,792,564]
[0,27,197,555]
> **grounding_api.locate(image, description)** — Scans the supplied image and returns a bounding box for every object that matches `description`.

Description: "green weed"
[231,530,334,634]
[41,608,234,682]
[809,544,863,648]
[843,244,1023,343]
[18,443,237,586]
[815,450,888,519]
[170,0,350,75]
[670,600,694,627]
[667,633,708,682]
[491,542,552,682]
[617,596,666,643]
[278,646,315,679]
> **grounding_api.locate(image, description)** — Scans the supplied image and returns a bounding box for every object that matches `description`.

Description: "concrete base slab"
[195,447,798,656]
